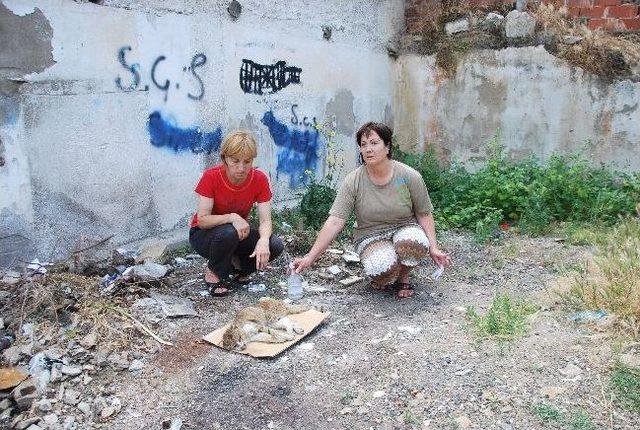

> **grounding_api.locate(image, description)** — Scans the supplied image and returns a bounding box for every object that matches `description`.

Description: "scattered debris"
[342,251,360,264]
[149,292,197,318]
[339,276,363,286]
[569,310,607,323]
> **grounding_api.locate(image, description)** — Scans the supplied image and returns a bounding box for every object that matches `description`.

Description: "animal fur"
[222,297,309,351]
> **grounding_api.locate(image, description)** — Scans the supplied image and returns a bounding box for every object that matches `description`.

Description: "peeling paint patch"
[261,111,319,188]
[324,89,355,136]
[0,4,55,76]
[147,111,222,154]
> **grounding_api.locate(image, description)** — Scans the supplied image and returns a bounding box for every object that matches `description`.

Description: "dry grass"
[4,272,140,352]
[532,4,640,80]
[561,217,640,338]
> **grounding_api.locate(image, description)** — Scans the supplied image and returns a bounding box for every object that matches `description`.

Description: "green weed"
[531,402,563,423]
[610,364,640,413]
[467,293,539,340]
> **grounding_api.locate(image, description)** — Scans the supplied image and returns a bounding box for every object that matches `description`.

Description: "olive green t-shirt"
[329,160,434,245]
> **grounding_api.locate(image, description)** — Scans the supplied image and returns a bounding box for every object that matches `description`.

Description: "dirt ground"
[81,232,639,429]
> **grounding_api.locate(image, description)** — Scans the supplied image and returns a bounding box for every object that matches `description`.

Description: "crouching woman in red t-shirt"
[189,131,284,296]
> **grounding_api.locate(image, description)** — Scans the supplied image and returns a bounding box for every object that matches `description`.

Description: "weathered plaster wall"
[0,0,404,265]
[394,47,640,170]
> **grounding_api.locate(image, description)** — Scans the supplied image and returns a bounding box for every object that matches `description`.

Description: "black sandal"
[205,279,230,297]
[394,282,415,299]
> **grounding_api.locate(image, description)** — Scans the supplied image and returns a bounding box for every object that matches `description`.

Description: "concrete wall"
[0,0,404,265]
[393,47,640,169]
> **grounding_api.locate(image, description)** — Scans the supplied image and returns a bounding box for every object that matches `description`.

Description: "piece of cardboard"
[202,309,329,358]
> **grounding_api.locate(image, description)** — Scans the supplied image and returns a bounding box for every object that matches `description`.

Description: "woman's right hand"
[230,213,250,240]
[292,255,315,274]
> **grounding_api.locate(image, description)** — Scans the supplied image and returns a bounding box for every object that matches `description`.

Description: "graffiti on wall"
[115,46,207,102]
[147,111,222,154]
[261,111,319,188]
[239,59,302,95]
[290,104,318,128]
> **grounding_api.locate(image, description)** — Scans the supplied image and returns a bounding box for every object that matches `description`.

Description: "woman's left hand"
[429,246,452,268]
[250,237,271,270]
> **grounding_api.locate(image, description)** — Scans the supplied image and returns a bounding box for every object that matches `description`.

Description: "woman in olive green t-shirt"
[293,122,451,298]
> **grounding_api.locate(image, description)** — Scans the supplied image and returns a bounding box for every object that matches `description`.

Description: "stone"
[0,270,21,286]
[79,332,98,349]
[3,346,22,365]
[445,18,470,35]
[485,12,504,22]
[149,292,197,318]
[326,265,342,275]
[339,407,353,415]
[559,363,582,378]
[12,378,38,410]
[14,417,41,430]
[563,35,582,45]
[77,401,91,417]
[128,359,144,372]
[25,426,43,430]
[111,248,139,266]
[135,242,170,264]
[61,365,82,377]
[124,261,169,281]
[36,399,53,412]
[42,413,58,427]
[63,389,81,406]
[108,353,130,371]
[342,251,360,264]
[339,276,364,286]
[0,398,11,410]
[619,353,640,369]
[0,367,28,390]
[372,391,386,398]
[397,325,422,336]
[62,416,75,430]
[454,415,472,429]
[505,10,536,39]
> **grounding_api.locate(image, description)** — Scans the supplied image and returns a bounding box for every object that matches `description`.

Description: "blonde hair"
[220,131,257,160]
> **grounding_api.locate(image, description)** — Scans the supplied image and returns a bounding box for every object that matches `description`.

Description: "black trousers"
[189,224,284,279]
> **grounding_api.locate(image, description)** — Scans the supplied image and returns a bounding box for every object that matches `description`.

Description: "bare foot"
[205,269,228,296]
[395,282,415,299]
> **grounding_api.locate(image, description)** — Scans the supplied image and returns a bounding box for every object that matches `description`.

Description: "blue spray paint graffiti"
[261,111,320,188]
[147,111,222,154]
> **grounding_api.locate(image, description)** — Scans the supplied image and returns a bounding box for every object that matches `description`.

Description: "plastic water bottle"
[287,264,303,300]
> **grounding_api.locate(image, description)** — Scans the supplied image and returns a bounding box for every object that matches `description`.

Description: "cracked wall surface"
[0,0,404,265]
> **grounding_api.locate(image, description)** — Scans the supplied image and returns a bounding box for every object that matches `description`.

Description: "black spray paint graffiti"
[239,59,302,95]
[115,46,206,102]
[290,104,317,128]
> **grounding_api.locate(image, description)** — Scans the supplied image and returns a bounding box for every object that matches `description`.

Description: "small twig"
[73,235,114,254]
[111,307,173,346]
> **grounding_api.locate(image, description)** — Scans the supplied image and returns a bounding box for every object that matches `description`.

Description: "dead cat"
[222,297,310,351]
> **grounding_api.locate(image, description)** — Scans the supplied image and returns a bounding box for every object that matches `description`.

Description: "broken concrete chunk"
[339,276,364,286]
[445,18,469,35]
[61,365,82,377]
[326,265,342,275]
[63,389,81,406]
[149,292,197,318]
[0,270,21,286]
[124,261,169,281]
[135,242,170,264]
[11,377,38,410]
[342,251,360,264]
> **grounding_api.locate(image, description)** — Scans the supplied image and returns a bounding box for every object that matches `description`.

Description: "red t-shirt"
[190,164,272,228]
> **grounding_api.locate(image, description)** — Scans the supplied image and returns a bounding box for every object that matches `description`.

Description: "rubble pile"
[0,243,206,430]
